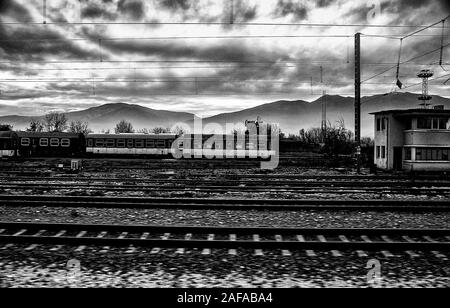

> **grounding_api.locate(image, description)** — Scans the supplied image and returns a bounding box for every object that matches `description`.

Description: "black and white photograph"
[0,0,449,294]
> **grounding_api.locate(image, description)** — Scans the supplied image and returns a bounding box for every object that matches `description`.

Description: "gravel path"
[0,247,448,288]
[0,206,448,229]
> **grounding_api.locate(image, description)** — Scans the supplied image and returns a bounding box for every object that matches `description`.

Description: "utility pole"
[355,33,361,173]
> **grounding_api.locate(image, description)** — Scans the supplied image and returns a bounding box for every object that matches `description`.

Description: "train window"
[95,139,105,147]
[135,139,144,148]
[127,139,134,148]
[21,138,30,146]
[146,139,155,148]
[50,138,60,147]
[106,139,115,148]
[117,139,125,148]
[39,138,48,147]
[87,139,93,147]
[61,139,70,147]
[156,140,166,148]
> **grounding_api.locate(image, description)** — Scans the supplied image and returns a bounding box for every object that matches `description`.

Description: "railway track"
[0,195,448,211]
[0,222,448,257]
[0,182,448,196]
[1,176,449,187]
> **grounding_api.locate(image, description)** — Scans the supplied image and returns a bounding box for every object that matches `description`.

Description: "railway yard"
[0,156,449,288]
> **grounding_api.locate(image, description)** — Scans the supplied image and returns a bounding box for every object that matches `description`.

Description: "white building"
[371,106,450,171]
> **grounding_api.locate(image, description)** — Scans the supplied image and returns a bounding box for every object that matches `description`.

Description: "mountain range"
[1,92,449,137]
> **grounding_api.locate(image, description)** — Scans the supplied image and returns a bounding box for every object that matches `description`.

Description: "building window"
[405,148,411,160]
[21,138,30,146]
[61,139,70,147]
[376,119,381,131]
[416,148,450,161]
[39,138,48,147]
[117,139,125,148]
[405,120,412,130]
[382,118,386,130]
[376,146,380,159]
[50,138,60,147]
[417,117,432,129]
[432,118,448,130]
[381,146,386,159]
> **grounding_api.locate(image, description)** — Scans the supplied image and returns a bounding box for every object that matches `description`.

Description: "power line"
[361,43,450,83]
[2,34,450,43]
[1,21,450,28]
[0,35,356,42]
[0,59,444,65]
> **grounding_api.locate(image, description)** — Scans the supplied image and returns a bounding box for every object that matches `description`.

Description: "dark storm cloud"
[81,4,117,20]
[160,0,192,11]
[233,1,258,22]
[385,0,449,16]
[118,0,145,20]
[274,0,308,20]
[316,0,337,8]
[100,39,289,63]
[0,0,32,22]
[0,25,102,63]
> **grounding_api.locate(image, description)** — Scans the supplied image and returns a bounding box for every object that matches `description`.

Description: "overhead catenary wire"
[361,15,450,86]
[361,43,450,83]
[2,20,450,28]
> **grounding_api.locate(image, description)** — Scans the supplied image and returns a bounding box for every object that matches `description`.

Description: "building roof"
[370,108,450,117]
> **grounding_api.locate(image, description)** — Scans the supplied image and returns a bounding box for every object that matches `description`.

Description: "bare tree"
[0,124,13,131]
[115,120,134,134]
[138,128,150,134]
[26,119,44,132]
[69,121,92,135]
[152,127,170,134]
[172,125,186,135]
[44,112,68,132]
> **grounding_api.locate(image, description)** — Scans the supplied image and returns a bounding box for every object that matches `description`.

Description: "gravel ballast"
[0,206,449,229]
[0,246,448,288]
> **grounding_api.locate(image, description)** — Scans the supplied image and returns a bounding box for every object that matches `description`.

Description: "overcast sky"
[0,0,449,117]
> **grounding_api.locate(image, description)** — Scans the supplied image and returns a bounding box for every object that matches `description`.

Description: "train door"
[393,147,403,171]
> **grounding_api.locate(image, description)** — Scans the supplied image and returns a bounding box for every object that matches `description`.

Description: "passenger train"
[0,130,276,159]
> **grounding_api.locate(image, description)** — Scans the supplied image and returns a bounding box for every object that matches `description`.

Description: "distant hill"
[0,103,195,133]
[0,93,449,136]
[198,92,450,136]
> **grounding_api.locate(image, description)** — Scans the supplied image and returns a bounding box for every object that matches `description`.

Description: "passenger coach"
[0,131,18,158]
[17,132,85,157]
[86,134,178,156]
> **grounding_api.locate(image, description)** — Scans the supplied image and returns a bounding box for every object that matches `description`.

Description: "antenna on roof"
[417,69,433,109]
